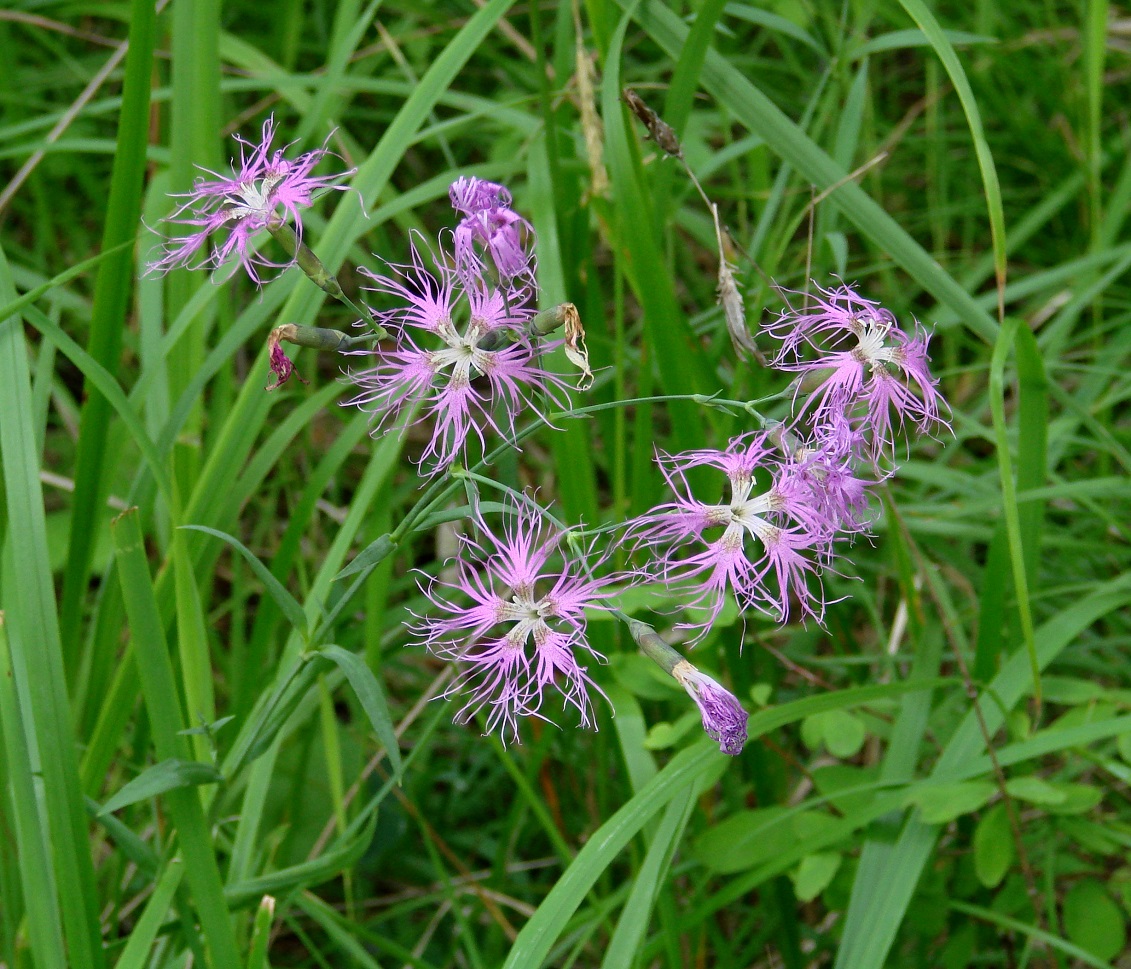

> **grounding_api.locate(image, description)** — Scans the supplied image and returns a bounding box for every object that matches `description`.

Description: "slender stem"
[267,223,388,338]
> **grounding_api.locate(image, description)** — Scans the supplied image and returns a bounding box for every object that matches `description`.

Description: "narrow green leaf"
[602,3,711,459]
[111,861,185,969]
[989,318,1040,708]
[608,683,658,792]
[850,28,996,59]
[1013,323,1048,589]
[601,784,696,969]
[180,524,308,638]
[952,900,1119,969]
[895,0,1007,300]
[59,0,158,657]
[0,613,67,969]
[0,243,104,969]
[334,533,397,582]
[113,509,240,966]
[100,759,223,816]
[226,811,378,908]
[748,679,952,740]
[320,644,403,781]
[86,796,159,877]
[21,304,175,508]
[245,894,276,969]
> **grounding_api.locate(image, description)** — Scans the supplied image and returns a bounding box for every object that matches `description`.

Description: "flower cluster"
[146,116,351,283]
[626,281,948,643]
[412,281,944,749]
[632,433,832,637]
[345,178,565,474]
[145,115,946,755]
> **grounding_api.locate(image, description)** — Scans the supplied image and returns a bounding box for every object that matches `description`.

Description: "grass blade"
[321,644,404,781]
[58,0,158,657]
[0,243,105,969]
[502,741,721,968]
[113,508,241,966]
[895,0,1007,309]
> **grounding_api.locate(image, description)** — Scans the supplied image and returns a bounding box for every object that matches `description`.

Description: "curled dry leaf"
[561,303,594,391]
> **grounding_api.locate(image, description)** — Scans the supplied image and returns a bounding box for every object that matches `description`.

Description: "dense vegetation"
[2,0,1130,966]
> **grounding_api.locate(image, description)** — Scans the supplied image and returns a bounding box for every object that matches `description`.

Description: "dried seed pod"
[718,261,757,359]
[622,88,683,158]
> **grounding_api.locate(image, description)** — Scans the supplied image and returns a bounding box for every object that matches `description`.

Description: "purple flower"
[670,661,748,755]
[630,432,833,638]
[146,116,352,283]
[771,420,878,540]
[412,499,618,744]
[449,176,536,286]
[766,283,948,459]
[346,237,567,473]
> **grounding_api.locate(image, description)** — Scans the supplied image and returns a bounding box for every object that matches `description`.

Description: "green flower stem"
[620,615,683,676]
[267,223,388,338]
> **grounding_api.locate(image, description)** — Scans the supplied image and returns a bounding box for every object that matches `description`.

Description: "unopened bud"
[671,661,749,756]
[628,619,748,755]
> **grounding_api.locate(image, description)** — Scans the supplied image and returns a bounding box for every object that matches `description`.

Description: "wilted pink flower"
[146,116,352,283]
[449,176,535,285]
[346,236,566,472]
[766,283,948,459]
[671,661,748,755]
[265,342,306,392]
[412,499,618,744]
[630,432,832,639]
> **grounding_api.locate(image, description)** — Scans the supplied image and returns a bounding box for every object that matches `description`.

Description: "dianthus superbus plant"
[3,4,1129,968]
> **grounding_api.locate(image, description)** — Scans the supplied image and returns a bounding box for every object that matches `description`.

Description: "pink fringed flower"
[146,116,352,283]
[346,237,566,472]
[449,176,535,286]
[412,500,618,744]
[631,432,835,638]
[772,419,878,541]
[766,283,948,459]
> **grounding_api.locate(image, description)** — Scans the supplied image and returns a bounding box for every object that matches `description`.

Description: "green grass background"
[2,0,1131,966]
